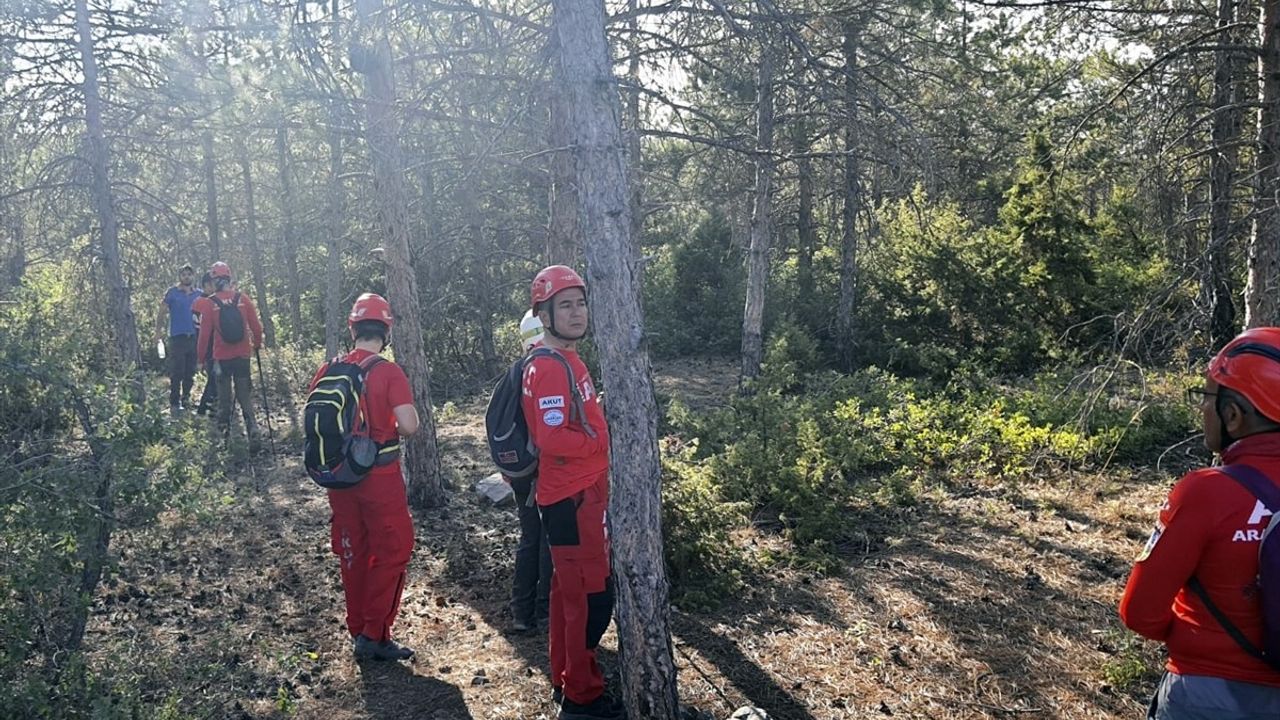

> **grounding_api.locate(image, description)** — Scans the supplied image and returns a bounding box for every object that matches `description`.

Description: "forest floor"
[85,357,1177,720]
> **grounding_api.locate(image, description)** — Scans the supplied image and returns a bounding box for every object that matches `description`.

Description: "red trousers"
[541,475,614,705]
[328,469,415,642]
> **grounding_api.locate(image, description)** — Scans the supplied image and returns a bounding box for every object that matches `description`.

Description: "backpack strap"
[1186,463,1280,666]
[528,347,596,438]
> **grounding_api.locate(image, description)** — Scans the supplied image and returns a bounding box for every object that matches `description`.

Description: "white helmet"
[520,309,544,351]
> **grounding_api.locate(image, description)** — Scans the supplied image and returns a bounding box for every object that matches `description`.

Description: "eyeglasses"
[1185,388,1219,406]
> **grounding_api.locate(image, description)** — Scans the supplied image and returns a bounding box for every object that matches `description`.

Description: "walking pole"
[255,347,277,456]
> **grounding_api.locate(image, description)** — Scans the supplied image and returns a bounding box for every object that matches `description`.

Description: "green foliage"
[659,324,1195,604]
[0,272,226,718]
[645,211,745,358]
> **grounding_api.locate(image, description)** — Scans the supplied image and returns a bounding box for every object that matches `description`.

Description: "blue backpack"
[1187,464,1280,671]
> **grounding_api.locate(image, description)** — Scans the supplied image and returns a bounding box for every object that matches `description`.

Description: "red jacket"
[195,290,264,363]
[1119,433,1280,687]
[520,347,609,506]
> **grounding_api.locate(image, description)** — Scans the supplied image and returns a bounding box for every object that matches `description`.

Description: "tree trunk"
[1248,0,1280,328]
[0,118,24,291]
[626,0,644,244]
[74,0,141,369]
[547,45,582,266]
[837,22,862,368]
[324,126,346,359]
[740,48,775,385]
[236,142,277,348]
[324,0,346,359]
[550,0,679,715]
[275,124,305,340]
[1205,0,1244,347]
[794,125,816,311]
[352,0,445,509]
[464,189,501,377]
[203,130,221,261]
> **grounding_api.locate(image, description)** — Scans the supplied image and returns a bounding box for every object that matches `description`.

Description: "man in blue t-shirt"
[154,264,202,413]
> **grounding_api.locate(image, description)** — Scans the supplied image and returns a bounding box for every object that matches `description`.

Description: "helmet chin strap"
[543,305,585,342]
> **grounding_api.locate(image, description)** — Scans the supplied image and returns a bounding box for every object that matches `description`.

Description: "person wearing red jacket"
[195,262,265,450]
[1120,327,1280,718]
[309,293,420,662]
[521,266,620,720]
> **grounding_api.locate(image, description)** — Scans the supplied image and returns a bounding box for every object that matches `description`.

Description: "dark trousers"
[215,357,259,444]
[168,334,197,407]
[195,365,219,415]
[510,477,552,625]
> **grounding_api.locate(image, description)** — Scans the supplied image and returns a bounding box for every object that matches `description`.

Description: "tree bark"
[837,22,862,368]
[550,0,679,715]
[324,0,346,360]
[324,126,346,359]
[464,188,501,377]
[74,0,142,369]
[0,116,23,291]
[1205,0,1244,346]
[547,35,582,267]
[275,124,305,339]
[740,48,775,385]
[1248,0,1280,328]
[236,141,277,348]
[352,0,445,509]
[794,124,816,310]
[203,130,221,261]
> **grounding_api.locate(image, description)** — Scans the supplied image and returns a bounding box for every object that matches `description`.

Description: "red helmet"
[1208,327,1280,422]
[349,292,394,328]
[210,261,232,279]
[531,265,586,309]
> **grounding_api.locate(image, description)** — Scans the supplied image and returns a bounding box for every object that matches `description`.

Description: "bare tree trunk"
[275,124,305,339]
[837,22,862,368]
[0,118,24,291]
[551,0,679,715]
[740,48,775,385]
[324,126,345,358]
[324,0,346,359]
[548,44,582,266]
[1205,0,1244,346]
[625,0,644,244]
[236,141,277,348]
[352,0,445,509]
[464,189,501,377]
[1248,0,1280,328]
[203,130,221,260]
[74,0,141,369]
[794,124,816,310]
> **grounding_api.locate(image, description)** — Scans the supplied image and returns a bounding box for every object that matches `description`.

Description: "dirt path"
[87,362,1170,719]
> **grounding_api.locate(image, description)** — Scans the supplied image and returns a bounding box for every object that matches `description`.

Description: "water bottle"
[156,338,166,360]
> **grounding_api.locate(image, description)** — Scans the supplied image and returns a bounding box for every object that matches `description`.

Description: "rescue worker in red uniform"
[521,266,621,720]
[195,262,264,450]
[1120,327,1280,718]
[310,293,420,662]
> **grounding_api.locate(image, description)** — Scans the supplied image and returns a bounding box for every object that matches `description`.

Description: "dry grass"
[84,362,1172,719]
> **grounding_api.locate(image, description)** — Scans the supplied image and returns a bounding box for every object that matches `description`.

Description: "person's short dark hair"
[200,271,213,286]
[181,264,194,272]
[352,319,389,345]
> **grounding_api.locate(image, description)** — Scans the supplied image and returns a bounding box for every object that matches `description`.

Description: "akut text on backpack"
[303,354,401,489]
[1187,464,1280,672]
[484,347,594,483]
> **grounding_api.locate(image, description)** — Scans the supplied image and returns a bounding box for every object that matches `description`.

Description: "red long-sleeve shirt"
[195,290,264,363]
[1119,433,1280,687]
[520,347,609,506]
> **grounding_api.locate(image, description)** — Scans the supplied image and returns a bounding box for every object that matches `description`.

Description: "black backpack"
[485,347,594,481]
[303,354,401,489]
[211,292,246,344]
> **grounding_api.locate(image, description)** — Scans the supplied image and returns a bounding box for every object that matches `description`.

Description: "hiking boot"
[512,616,536,634]
[353,634,415,662]
[558,695,624,720]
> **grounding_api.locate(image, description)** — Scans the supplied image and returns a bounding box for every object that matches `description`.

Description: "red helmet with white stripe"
[348,293,394,328]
